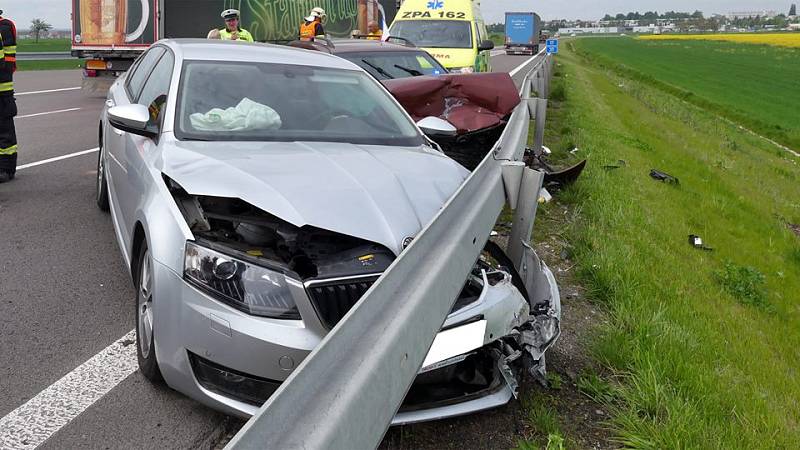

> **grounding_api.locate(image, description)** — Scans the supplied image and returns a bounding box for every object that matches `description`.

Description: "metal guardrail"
[17,52,75,61]
[227,54,554,450]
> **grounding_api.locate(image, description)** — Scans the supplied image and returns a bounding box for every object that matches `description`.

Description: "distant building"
[557,26,620,34]
[727,10,778,19]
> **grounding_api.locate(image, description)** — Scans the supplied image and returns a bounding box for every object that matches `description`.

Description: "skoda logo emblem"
[402,236,414,248]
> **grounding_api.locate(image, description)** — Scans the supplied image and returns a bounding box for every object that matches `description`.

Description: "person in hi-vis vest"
[218,9,254,42]
[299,7,326,42]
[0,8,17,183]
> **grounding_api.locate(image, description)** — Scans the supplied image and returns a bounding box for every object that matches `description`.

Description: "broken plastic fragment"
[688,234,713,251]
[650,169,680,185]
[603,159,627,170]
[538,188,553,204]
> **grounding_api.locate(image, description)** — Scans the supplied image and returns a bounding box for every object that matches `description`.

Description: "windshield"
[340,51,447,80]
[390,20,473,49]
[175,61,423,146]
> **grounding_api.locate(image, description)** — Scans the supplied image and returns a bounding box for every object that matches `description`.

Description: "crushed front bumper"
[151,245,560,424]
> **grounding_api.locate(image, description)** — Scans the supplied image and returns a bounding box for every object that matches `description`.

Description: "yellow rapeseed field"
[639,33,800,48]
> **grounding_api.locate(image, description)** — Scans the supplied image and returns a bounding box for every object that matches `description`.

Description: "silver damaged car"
[96,39,561,424]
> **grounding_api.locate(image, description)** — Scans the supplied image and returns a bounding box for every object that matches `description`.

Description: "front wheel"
[96,127,110,212]
[135,241,164,383]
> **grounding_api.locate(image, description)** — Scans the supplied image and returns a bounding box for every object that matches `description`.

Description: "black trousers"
[0,95,17,175]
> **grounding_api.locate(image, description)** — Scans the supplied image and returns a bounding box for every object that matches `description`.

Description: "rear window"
[390,20,473,49]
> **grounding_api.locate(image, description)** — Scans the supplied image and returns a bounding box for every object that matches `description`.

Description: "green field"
[17,60,82,71]
[573,37,800,150]
[525,41,800,447]
[17,38,71,52]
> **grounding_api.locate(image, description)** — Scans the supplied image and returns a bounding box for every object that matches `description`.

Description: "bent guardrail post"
[506,167,545,271]
[226,56,548,450]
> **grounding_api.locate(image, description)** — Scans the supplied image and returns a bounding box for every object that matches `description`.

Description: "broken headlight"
[184,241,301,319]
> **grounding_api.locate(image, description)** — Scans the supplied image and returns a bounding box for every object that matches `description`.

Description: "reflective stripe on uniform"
[0,81,12,92]
[4,56,14,62]
[4,45,15,54]
[0,144,17,155]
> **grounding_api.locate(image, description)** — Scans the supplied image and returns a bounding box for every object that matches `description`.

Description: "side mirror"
[417,116,457,137]
[478,40,495,51]
[107,104,157,138]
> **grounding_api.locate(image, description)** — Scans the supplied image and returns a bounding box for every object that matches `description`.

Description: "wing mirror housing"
[417,116,457,137]
[107,104,157,138]
[478,40,495,51]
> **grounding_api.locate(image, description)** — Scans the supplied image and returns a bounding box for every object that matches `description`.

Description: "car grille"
[305,275,381,329]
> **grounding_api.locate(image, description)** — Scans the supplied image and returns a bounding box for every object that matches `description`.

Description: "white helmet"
[311,7,326,17]
[221,9,240,20]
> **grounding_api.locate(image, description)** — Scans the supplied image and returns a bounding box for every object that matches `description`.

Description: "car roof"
[329,40,422,54]
[158,39,360,71]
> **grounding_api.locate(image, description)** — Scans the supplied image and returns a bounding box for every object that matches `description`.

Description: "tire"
[96,126,110,212]
[135,241,164,383]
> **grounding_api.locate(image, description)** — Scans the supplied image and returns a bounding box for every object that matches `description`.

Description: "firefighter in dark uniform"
[0,9,17,183]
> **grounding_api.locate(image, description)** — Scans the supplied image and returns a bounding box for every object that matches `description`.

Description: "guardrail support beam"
[507,167,545,271]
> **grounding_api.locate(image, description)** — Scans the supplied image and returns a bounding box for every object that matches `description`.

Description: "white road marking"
[0,330,138,450]
[16,86,81,96]
[509,49,546,78]
[17,147,99,170]
[17,107,81,119]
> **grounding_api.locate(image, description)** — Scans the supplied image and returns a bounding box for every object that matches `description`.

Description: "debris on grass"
[649,169,680,185]
[788,223,800,238]
[539,188,553,204]
[542,160,587,189]
[688,234,714,251]
[603,159,627,170]
[716,261,769,309]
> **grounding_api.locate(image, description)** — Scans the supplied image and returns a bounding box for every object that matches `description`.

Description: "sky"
[6,0,795,29]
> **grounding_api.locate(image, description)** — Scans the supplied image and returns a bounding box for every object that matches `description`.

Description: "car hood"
[157,140,469,255]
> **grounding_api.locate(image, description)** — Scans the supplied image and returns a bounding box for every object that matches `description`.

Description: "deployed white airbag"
[190,98,282,132]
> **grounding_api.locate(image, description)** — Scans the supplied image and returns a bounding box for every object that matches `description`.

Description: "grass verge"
[529,40,800,448]
[17,60,83,71]
[572,37,800,151]
[17,38,71,52]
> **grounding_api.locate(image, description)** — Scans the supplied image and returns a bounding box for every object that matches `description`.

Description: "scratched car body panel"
[97,39,560,423]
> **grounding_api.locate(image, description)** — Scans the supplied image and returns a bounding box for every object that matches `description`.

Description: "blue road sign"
[546,39,559,54]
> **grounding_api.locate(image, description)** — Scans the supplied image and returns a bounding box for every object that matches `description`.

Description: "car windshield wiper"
[393,64,423,76]
[360,59,394,79]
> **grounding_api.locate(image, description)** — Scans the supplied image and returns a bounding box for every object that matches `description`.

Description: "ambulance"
[390,0,494,73]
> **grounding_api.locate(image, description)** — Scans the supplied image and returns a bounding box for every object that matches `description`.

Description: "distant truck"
[71,0,397,94]
[504,12,541,56]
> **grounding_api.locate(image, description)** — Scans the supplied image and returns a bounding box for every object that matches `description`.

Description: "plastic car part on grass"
[650,169,680,185]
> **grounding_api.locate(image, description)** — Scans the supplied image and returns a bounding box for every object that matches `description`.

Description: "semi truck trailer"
[71,0,397,93]
[504,12,541,56]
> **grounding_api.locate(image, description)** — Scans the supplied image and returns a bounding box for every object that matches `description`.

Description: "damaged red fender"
[383,73,521,134]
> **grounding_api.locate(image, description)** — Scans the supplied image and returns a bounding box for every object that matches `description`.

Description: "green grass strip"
[538,41,800,448]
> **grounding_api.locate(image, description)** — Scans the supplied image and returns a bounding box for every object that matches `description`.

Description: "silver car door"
[120,49,176,235]
[107,47,166,245]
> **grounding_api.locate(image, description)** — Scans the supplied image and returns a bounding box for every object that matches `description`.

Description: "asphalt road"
[0,52,543,449]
